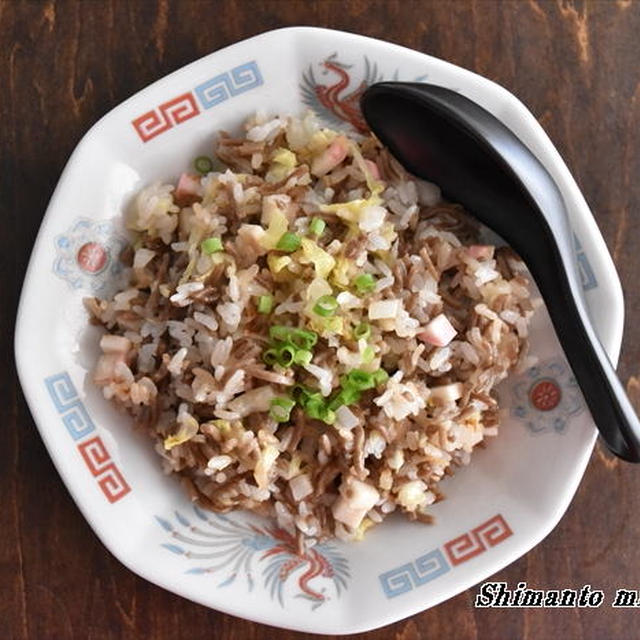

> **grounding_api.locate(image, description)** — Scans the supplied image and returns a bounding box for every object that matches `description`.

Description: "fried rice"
[86,111,536,546]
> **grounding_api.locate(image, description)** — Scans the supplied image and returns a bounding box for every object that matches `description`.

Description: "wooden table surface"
[3,1,640,638]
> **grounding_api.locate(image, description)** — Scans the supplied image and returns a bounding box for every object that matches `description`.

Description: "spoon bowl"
[361,81,640,461]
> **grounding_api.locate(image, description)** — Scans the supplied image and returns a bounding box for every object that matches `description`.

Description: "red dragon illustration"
[159,507,349,609]
[301,54,383,132]
[261,526,335,602]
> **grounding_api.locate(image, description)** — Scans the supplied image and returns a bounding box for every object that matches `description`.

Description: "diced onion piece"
[133,248,156,269]
[430,382,464,405]
[332,478,379,529]
[368,299,400,320]
[358,204,386,232]
[332,499,367,530]
[397,480,429,510]
[340,477,379,511]
[226,386,276,418]
[418,313,457,347]
[335,405,359,430]
[238,222,266,240]
[289,474,313,502]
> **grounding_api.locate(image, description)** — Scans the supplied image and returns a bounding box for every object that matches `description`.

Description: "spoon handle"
[533,241,640,461]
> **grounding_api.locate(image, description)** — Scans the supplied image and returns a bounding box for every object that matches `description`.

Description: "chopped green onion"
[263,348,279,366]
[303,398,335,424]
[276,232,301,253]
[257,295,273,314]
[290,328,318,350]
[313,295,338,317]
[293,349,313,366]
[293,384,321,406]
[201,237,223,254]
[269,397,295,422]
[354,322,371,340]
[320,407,336,425]
[309,217,326,236]
[269,326,318,350]
[269,325,292,342]
[292,383,308,401]
[354,273,376,294]
[194,155,213,174]
[361,345,375,364]
[373,368,389,386]
[277,344,296,367]
[342,369,375,391]
[328,387,362,410]
[304,397,324,419]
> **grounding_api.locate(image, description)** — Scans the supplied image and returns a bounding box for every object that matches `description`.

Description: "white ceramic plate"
[15,27,623,634]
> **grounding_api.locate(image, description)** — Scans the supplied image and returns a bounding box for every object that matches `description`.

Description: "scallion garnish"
[354,273,376,294]
[309,217,326,236]
[373,368,389,386]
[277,344,296,367]
[269,326,317,350]
[269,397,295,422]
[201,237,223,254]
[342,369,375,391]
[293,349,313,366]
[263,348,279,366]
[276,232,301,253]
[354,322,371,340]
[328,387,362,410]
[257,295,273,314]
[194,155,213,174]
[313,295,338,317]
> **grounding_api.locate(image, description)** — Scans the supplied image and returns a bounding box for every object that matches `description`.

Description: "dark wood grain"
[2,1,640,638]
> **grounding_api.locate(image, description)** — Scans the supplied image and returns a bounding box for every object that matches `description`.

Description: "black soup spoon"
[360,81,640,462]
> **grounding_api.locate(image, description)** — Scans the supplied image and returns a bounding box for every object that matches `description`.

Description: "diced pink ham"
[174,172,202,206]
[466,245,494,261]
[311,136,349,176]
[418,314,457,347]
[364,159,381,180]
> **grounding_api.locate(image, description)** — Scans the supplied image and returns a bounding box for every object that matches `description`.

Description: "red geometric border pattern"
[97,463,131,504]
[78,436,111,475]
[444,514,512,566]
[131,61,263,143]
[76,435,131,503]
[45,372,131,506]
[443,531,486,566]
[472,514,513,547]
[132,92,199,142]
